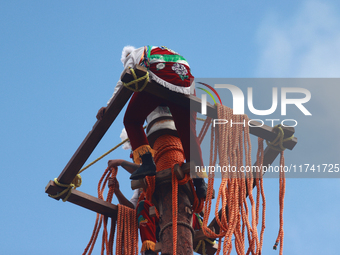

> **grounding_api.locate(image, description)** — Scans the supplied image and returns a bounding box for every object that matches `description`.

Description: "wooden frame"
[45,65,297,254]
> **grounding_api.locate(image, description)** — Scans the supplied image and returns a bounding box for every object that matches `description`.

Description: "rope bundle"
[115,204,139,255]
[82,167,138,255]
[201,104,285,255]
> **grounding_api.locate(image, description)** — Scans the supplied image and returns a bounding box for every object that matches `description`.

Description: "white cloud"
[255,0,340,131]
[256,0,340,78]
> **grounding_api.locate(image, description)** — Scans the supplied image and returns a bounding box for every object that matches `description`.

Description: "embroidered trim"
[149,54,189,66]
[148,70,191,95]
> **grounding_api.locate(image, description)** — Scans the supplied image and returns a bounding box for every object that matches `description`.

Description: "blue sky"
[1,0,340,254]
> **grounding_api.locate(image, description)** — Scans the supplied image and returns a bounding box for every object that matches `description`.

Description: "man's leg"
[124,91,163,179]
[124,91,162,152]
[136,200,157,255]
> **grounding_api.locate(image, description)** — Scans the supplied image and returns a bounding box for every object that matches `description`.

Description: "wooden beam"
[131,163,195,204]
[194,228,216,242]
[131,162,192,190]
[45,180,117,219]
[193,239,219,255]
[57,85,133,185]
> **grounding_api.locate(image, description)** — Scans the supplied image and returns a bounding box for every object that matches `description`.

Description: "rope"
[200,104,267,255]
[79,139,129,173]
[79,125,147,173]
[257,138,266,254]
[82,167,138,255]
[197,104,287,255]
[83,167,116,255]
[266,124,294,151]
[172,166,179,255]
[49,174,82,202]
[116,204,138,255]
[151,134,204,254]
[123,67,149,92]
[273,152,285,255]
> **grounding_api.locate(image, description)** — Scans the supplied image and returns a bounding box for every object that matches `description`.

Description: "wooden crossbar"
[45,180,118,218]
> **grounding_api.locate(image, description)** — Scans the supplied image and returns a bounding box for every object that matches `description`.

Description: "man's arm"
[108,177,134,209]
[108,159,138,174]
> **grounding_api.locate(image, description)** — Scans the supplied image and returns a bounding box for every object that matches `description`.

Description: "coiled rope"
[82,166,138,255]
[147,133,205,255]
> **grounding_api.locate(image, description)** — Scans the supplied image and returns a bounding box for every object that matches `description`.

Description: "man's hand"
[108,176,134,209]
[108,159,124,169]
[108,177,119,193]
[96,107,106,120]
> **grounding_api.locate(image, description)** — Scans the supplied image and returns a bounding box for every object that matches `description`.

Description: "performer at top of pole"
[97,45,206,198]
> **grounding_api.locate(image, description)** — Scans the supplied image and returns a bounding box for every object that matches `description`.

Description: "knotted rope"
[123,67,149,92]
[49,174,82,202]
[266,124,294,151]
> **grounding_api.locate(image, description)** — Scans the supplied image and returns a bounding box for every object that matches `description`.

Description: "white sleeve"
[107,80,123,105]
[129,189,140,209]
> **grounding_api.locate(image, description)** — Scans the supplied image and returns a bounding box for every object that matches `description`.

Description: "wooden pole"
[156,181,194,255]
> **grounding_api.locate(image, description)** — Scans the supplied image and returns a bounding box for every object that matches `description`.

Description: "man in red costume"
[98,45,206,198]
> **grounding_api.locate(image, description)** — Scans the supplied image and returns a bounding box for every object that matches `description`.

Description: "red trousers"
[137,200,157,244]
[123,90,203,166]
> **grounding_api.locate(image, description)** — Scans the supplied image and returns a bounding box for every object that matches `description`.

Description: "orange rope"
[152,134,206,254]
[257,138,266,254]
[83,167,138,255]
[83,167,116,255]
[273,152,285,255]
[153,135,185,255]
[172,166,179,255]
[201,104,271,255]
[198,116,212,144]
